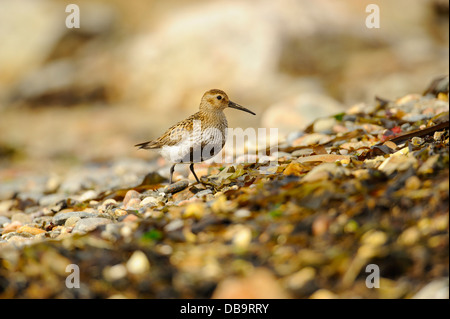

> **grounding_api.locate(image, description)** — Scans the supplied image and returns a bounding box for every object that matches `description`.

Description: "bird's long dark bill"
[228,101,256,115]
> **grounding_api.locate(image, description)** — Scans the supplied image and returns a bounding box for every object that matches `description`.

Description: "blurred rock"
[72,217,112,233]
[412,278,449,299]
[212,268,291,299]
[261,93,345,135]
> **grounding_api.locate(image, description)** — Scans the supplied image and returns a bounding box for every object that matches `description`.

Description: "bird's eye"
[217,96,222,100]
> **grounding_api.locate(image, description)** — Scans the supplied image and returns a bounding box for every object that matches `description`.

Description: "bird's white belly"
[160,128,225,163]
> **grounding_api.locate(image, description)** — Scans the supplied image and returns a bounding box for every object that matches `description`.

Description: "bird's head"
[200,89,255,115]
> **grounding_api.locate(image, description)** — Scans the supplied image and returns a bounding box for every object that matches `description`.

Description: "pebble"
[361,230,388,247]
[164,219,184,232]
[126,250,150,275]
[72,218,112,234]
[183,203,206,219]
[39,193,67,207]
[234,209,251,218]
[398,227,421,246]
[291,149,313,157]
[285,267,316,291]
[2,221,22,234]
[123,190,140,207]
[401,114,427,122]
[113,208,128,218]
[124,198,141,210]
[193,189,213,198]
[312,215,331,236]
[16,225,46,235]
[212,268,291,299]
[52,211,100,226]
[292,133,333,147]
[232,225,252,250]
[405,176,421,190]
[412,278,449,299]
[140,196,159,207]
[64,216,81,227]
[433,131,445,141]
[122,214,139,223]
[102,198,118,208]
[78,190,99,202]
[313,117,337,133]
[164,180,189,194]
[103,264,127,281]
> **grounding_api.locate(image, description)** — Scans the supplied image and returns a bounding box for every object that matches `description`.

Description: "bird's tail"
[134,141,157,149]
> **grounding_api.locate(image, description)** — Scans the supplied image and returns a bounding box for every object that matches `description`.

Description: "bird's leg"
[169,164,176,184]
[189,163,200,183]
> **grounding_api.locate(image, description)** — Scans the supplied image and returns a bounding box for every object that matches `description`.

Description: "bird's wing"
[135,113,198,149]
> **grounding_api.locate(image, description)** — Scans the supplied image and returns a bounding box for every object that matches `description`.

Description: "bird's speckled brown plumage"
[135,89,255,184]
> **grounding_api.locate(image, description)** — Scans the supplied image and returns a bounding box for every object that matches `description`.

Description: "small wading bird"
[135,89,255,184]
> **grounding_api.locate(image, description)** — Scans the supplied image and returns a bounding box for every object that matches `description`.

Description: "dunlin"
[135,89,255,184]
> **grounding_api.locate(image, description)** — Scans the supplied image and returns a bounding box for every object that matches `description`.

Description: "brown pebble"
[123,190,140,207]
[1,221,22,235]
[164,180,189,194]
[124,198,141,210]
[312,215,331,236]
[122,214,139,223]
[16,225,46,235]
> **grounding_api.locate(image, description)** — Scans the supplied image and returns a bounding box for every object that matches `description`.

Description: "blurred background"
[0,0,448,182]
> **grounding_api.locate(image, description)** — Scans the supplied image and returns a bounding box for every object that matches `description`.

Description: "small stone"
[405,176,421,190]
[312,215,331,236]
[39,193,67,207]
[361,230,387,247]
[292,133,333,147]
[124,198,141,210]
[234,209,251,218]
[102,198,118,207]
[412,278,449,299]
[1,221,22,234]
[291,149,312,157]
[16,225,46,235]
[193,189,213,198]
[411,136,424,146]
[313,117,337,133]
[122,214,139,223]
[65,216,81,227]
[72,218,112,234]
[103,264,127,282]
[113,208,128,218]
[52,211,99,225]
[433,131,445,141]
[45,174,61,193]
[398,227,421,246]
[11,212,32,224]
[285,267,316,291]
[183,203,206,219]
[123,190,140,207]
[212,268,290,299]
[78,190,99,202]
[126,250,150,275]
[140,196,159,207]
[232,225,252,250]
[164,219,184,232]
[164,180,189,194]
